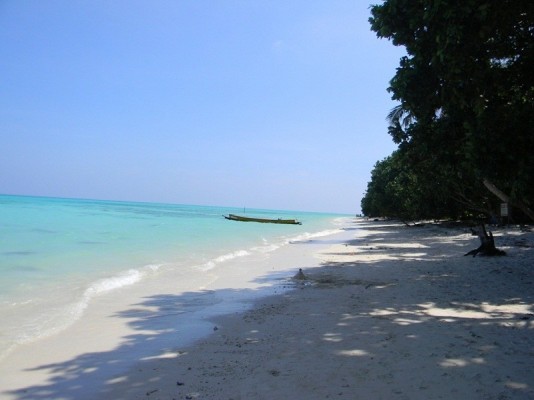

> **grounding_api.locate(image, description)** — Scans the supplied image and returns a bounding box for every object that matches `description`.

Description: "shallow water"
[0,194,348,359]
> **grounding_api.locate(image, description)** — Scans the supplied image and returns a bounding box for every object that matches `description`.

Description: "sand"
[2,220,534,399]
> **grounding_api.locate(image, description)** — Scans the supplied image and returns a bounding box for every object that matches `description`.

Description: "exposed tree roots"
[464,224,506,257]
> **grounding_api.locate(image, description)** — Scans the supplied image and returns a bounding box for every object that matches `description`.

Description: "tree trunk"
[464,224,506,257]
[483,178,534,222]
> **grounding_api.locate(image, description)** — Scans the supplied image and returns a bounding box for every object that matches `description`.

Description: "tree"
[369,0,534,222]
[361,149,464,222]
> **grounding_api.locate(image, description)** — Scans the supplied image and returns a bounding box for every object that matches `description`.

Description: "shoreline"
[0,219,356,399]
[0,196,345,365]
[3,220,534,399]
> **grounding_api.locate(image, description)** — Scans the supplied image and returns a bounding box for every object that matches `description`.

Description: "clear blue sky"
[0,1,404,214]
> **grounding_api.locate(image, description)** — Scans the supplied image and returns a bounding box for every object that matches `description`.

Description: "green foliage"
[361,149,466,221]
[364,0,534,221]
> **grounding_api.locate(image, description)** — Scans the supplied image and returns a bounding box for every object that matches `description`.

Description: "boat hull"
[224,214,301,225]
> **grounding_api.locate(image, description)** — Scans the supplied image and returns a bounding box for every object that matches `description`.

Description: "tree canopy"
[362,0,534,222]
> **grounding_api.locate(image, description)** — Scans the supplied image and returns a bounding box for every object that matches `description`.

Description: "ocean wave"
[287,228,343,244]
[199,250,251,271]
[8,263,165,354]
[197,226,346,273]
[332,216,354,226]
[251,243,280,253]
[85,269,143,296]
[78,263,164,310]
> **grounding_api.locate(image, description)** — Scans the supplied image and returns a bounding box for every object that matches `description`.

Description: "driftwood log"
[464,224,506,257]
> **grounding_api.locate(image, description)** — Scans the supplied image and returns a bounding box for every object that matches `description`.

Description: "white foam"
[287,228,343,244]
[332,216,354,226]
[200,250,251,271]
[251,243,280,253]
[86,269,143,296]
[198,227,348,274]
[3,263,166,360]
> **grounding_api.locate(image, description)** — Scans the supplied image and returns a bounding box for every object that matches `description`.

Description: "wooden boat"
[224,214,302,225]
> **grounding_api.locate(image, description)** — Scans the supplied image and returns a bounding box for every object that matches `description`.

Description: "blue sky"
[0,1,404,214]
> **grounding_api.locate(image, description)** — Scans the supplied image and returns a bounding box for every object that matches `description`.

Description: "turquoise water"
[0,195,347,358]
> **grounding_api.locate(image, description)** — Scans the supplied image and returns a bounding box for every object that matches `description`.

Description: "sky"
[0,1,404,214]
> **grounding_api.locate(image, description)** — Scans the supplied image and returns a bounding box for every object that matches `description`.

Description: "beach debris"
[213,326,219,331]
[464,224,506,257]
[177,381,185,386]
[146,389,158,396]
[292,268,307,280]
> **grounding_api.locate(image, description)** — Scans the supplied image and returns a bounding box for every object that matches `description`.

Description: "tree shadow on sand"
[4,226,534,400]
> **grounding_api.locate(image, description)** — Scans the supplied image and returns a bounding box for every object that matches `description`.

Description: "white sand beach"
[2,220,534,399]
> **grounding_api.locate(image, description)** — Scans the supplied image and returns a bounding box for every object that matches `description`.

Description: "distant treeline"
[361,0,534,223]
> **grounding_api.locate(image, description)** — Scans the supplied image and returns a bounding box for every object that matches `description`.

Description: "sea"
[0,194,350,361]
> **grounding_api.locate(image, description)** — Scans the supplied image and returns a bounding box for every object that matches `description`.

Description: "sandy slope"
[98,220,534,400]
